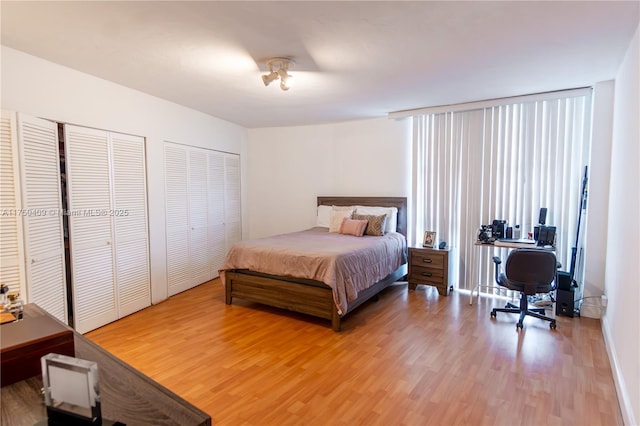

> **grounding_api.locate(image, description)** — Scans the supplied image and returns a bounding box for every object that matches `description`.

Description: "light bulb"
[262,71,278,87]
[278,69,293,91]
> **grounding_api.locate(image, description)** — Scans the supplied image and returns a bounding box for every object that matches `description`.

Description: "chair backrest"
[505,249,557,291]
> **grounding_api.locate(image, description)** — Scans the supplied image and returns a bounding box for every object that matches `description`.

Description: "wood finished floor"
[86,279,622,425]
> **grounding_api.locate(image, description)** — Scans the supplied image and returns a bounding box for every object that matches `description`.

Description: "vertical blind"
[411,91,592,293]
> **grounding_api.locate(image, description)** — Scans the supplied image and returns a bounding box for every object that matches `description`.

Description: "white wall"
[246,118,412,239]
[602,24,639,426]
[581,81,614,319]
[1,46,249,304]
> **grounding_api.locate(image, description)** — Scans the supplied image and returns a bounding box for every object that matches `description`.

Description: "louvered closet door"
[65,125,116,333]
[224,154,241,250]
[165,144,241,292]
[189,149,210,286]
[111,132,150,317]
[0,111,26,300]
[164,144,191,296]
[17,113,68,323]
[207,151,225,278]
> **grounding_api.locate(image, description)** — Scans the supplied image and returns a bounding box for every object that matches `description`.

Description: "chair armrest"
[492,256,502,286]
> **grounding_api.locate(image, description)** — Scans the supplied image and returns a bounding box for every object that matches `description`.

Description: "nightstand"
[408,246,452,296]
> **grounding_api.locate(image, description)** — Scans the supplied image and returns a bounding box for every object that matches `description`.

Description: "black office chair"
[490,248,557,330]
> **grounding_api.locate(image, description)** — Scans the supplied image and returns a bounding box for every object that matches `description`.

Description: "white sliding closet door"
[189,150,210,286]
[164,144,191,295]
[65,126,116,333]
[111,133,150,317]
[17,113,68,323]
[1,112,67,323]
[207,151,225,277]
[164,143,241,296]
[0,111,27,303]
[1,111,67,323]
[224,154,242,251]
[66,125,150,333]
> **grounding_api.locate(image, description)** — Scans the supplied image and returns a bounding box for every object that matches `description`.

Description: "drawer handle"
[422,259,433,263]
[422,272,433,277]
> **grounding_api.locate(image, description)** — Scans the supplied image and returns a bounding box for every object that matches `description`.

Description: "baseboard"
[601,314,638,426]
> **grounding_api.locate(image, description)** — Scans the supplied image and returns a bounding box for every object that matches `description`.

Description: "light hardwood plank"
[86,279,622,425]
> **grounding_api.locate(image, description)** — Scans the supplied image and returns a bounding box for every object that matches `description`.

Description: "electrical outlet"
[601,294,608,308]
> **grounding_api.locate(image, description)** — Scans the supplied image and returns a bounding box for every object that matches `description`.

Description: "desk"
[0,304,211,426]
[469,240,554,305]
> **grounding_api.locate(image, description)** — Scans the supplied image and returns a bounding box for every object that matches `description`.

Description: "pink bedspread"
[220,227,407,315]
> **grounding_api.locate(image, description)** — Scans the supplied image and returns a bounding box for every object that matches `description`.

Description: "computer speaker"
[557,271,574,291]
[556,288,577,317]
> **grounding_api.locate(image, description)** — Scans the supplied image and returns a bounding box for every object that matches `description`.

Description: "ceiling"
[1,1,638,128]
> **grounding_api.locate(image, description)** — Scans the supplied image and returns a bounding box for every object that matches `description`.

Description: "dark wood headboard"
[317,196,408,237]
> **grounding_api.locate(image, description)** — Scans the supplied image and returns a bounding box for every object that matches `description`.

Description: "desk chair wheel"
[490,311,497,318]
[516,321,524,330]
[550,321,557,330]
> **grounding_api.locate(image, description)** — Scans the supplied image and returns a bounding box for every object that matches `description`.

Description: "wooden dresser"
[408,246,452,296]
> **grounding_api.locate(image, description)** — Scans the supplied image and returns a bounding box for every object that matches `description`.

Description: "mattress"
[220,227,407,314]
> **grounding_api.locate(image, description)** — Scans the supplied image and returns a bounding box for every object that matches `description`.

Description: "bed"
[221,196,408,331]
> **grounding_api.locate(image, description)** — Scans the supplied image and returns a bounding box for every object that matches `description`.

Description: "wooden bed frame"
[224,196,408,331]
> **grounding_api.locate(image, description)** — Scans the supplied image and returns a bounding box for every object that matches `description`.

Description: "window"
[411,90,592,293]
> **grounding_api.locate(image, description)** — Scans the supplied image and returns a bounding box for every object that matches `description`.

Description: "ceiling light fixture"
[261,57,294,91]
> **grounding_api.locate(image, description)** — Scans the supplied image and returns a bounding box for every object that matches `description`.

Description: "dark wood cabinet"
[408,246,452,296]
[1,311,75,387]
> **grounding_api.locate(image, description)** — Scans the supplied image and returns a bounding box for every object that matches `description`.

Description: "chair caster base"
[491,308,558,331]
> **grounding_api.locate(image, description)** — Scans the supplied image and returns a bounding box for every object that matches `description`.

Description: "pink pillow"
[339,218,368,237]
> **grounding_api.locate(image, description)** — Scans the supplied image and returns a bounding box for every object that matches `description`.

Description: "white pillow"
[354,206,398,234]
[316,205,332,227]
[332,205,355,211]
[329,207,355,233]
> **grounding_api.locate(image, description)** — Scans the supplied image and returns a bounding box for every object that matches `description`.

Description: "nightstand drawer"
[410,251,445,269]
[410,265,445,285]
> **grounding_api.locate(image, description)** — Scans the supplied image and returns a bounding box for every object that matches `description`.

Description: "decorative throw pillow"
[329,208,354,232]
[352,213,387,236]
[339,218,368,237]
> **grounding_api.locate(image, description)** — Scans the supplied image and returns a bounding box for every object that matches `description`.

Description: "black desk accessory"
[492,220,507,239]
[557,166,588,316]
[537,226,556,247]
[538,207,548,225]
[478,225,493,243]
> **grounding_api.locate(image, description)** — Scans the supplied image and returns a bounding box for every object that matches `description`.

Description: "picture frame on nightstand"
[423,231,436,248]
